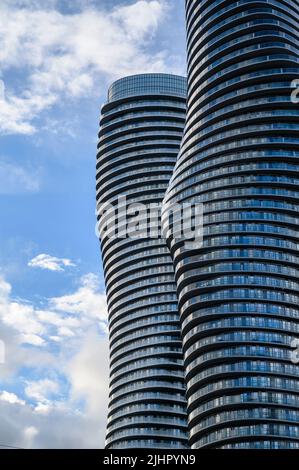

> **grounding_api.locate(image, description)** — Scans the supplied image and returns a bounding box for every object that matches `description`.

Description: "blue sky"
[0,0,186,449]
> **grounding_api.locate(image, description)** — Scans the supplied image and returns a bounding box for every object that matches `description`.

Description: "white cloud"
[0,391,25,406]
[50,273,108,322]
[0,276,11,297]
[0,393,108,448]
[0,332,109,448]
[0,273,107,346]
[1,1,58,8]
[28,254,76,272]
[0,273,109,448]
[0,159,41,194]
[0,80,55,135]
[114,0,164,40]
[25,379,60,403]
[0,314,54,380]
[0,295,46,346]
[23,426,39,448]
[0,0,168,135]
[67,332,109,417]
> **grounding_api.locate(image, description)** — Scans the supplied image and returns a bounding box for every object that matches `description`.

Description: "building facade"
[163,0,299,449]
[96,74,189,449]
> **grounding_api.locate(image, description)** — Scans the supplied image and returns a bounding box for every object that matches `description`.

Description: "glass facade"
[162,0,299,449]
[97,74,189,449]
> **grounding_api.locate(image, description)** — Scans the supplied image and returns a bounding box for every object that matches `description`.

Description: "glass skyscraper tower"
[163,0,299,449]
[96,74,189,449]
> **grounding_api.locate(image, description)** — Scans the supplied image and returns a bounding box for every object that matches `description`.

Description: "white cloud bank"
[28,254,76,272]
[0,272,109,448]
[0,0,169,135]
[0,273,107,346]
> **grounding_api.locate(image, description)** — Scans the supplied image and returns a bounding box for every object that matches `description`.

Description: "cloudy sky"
[0,0,186,449]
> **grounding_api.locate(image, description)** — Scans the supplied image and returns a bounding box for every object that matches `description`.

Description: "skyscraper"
[96,74,189,449]
[163,0,299,449]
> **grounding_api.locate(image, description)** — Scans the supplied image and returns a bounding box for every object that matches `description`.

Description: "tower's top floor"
[107,73,187,103]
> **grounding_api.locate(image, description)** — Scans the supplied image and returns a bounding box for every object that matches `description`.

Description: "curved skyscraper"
[96,74,189,449]
[163,0,299,449]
